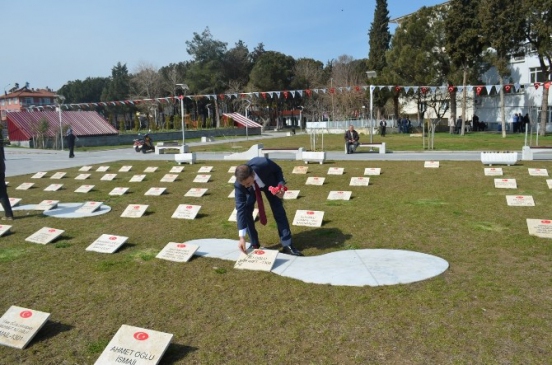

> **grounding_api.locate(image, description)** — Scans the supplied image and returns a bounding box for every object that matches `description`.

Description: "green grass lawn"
[189,131,552,153]
[1,158,552,364]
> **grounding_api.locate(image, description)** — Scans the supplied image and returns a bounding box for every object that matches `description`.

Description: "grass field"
[1,149,552,363]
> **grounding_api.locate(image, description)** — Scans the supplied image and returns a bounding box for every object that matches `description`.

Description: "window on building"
[25,97,33,105]
[42,97,51,104]
[530,67,550,83]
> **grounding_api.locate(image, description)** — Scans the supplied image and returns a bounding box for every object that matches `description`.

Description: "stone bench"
[480,151,518,166]
[521,146,552,161]
[302,151,326,164]
[155,142,189,155]
[345,142,386,154]
[174,153,196,165]
[260,147,304,161]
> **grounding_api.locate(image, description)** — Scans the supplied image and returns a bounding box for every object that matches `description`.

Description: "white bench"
[522,146,552,161]
[480,152,518,166]
[155,142,188,155]
[302,151,326,164]
[260,147,304,161]
[345,142,386,154]
[174,153,196,165]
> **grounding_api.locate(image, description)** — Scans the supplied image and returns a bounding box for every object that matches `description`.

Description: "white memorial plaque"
[25,227,64,244]
[484,168,503,176]
[547,180,552,189]
[0,306,50,349]
[305,177,325,186]
[327,167,344,175]
[160,174,178,182]
[228,208,258,222]
[31,171,47,179]
[144,187,166,196]
[228,190,235,198]
[228,176,236,184]
[494,178,517,189]
[76,201,103,213]
[36,200,59,211]
[171,204,201,220]
[156,242,199,262]
[44,184,63,192]
[101,174,117,181]
[506,195,535,207]
[350,177,370,186]
[234,249,279,271]
[292,166,308,174]
[424,161,440,168]
[227,166,237,173]
[527,219,552,238]
[364,168,381,176]
[96,166,110,172]
[0,224,11,236]
[119,165,132,172]
[7,198,21,208]
[184,188,208,197]
[170,166,184,173]
[144,166,158,173]
[528,168,549,177]
[327,191,352,200]
[75,185,95,193]
[283,190,300,200]
[193,174,211,183]
[198,166,213,173]
[121,204,148,218]
[109,187,129,196]
[86,234,128,253]
[15,183,34,191]
[130,174,146,182]
[79,166,93,172]
[93,324,172,365]
[50,172,66,179]
[75,174,91,180]
[292,210,324,227]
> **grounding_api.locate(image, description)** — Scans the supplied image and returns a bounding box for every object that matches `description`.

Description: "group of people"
[513,113,530,133]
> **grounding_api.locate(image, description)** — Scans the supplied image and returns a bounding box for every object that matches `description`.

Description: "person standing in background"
[66,129,76,158]
[0,140,14,220]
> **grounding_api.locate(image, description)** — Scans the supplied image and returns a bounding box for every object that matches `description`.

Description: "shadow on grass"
[29,320,73,348]
[293,227,351,251]
[161,343,198,364]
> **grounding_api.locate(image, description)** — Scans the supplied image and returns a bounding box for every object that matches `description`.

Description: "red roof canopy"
[222,112,262,128]
[6,111,118,141]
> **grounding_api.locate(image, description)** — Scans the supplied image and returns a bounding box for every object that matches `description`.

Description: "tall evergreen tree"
[367,0,391,119]
[522,0,552,135]
[479,0,526,137]
[445,0,485,135]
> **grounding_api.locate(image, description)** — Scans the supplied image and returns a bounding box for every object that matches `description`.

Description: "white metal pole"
[180,96,185,146]
[370,86,374,144]
[58,104,64,150]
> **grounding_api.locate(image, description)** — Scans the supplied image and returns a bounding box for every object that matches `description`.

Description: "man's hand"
[238,237,247,254]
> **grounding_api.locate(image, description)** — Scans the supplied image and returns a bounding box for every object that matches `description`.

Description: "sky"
[1,0,446,92]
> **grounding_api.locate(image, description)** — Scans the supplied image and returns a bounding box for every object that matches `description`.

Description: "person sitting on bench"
[344,125,360,154]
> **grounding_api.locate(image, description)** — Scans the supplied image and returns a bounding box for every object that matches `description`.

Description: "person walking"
[0,140,14,220]
[66,129,76,158]
[234,157,303,256]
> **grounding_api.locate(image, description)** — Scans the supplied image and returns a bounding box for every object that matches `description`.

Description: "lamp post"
[176,83,189,150]
[244,99,251,140]
[365,71,377,144]
[55,95,65,150]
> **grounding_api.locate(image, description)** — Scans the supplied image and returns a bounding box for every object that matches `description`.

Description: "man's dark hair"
[235,164,254,182]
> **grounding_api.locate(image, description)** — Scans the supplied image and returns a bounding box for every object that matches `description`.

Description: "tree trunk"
[539,86,549,136]
[461,67,468,136]
[500,77,506,138]
[450,93,457,134]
